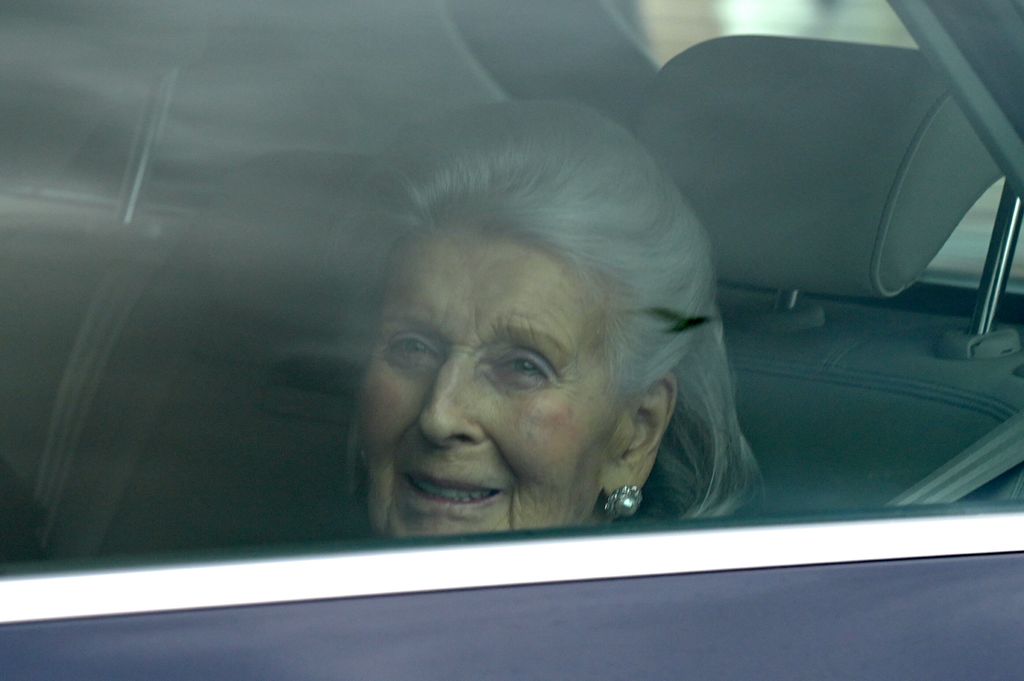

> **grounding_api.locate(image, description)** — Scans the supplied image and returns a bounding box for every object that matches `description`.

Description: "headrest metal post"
[969,182,1022,337]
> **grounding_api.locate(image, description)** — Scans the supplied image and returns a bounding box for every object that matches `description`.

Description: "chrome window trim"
[2,511,1023,625]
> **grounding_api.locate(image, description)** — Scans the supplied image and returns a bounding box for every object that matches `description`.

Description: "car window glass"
[2,0,1023,574]
[926,180,1011,285]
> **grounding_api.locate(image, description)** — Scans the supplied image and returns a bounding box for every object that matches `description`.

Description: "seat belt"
[889,408,1024,505]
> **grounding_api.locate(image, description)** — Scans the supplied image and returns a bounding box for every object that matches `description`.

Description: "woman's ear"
[600,374,677,494]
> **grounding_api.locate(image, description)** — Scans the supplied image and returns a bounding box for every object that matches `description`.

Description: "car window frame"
[3,508,1024,624]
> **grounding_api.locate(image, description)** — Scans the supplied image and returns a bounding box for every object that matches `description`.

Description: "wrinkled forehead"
[382,230,612,354]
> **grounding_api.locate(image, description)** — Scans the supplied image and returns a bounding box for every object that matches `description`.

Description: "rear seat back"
[12,152,384,559]
[634,36,1018,512]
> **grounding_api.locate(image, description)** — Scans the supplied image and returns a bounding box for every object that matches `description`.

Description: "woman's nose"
[418,356,485,446]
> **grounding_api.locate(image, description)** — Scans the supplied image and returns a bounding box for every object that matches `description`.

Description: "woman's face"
[358,230,647,537]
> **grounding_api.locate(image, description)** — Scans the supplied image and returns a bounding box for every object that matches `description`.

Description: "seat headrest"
[635,36,1001,297]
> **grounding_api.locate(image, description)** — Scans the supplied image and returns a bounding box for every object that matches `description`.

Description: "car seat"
[24,152,381,559]
[634,36,1023,512]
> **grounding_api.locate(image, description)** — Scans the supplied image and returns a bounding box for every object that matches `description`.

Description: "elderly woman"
[354,101,758,537]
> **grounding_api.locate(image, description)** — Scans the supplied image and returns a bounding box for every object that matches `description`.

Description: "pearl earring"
[604,485,642,519]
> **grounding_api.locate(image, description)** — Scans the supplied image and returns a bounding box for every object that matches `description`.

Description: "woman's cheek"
[506,396,606,526]
[359,364,421,451]
[514,396,584,472]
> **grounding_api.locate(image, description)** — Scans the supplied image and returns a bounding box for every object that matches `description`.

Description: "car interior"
[2,0,1023,564]
[635,34,1023,513]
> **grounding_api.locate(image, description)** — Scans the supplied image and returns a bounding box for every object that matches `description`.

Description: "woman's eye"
[494,353,553,389]
[511,358,543,376]
[384,335,438,369]
[396,338,430,354]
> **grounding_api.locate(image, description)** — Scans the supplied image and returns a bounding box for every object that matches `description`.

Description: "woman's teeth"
[409,476,498,502]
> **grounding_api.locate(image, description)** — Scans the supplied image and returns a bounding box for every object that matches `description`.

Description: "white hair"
[374,101,760,518]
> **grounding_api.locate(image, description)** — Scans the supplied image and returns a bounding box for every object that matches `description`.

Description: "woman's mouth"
[406,474,501,503]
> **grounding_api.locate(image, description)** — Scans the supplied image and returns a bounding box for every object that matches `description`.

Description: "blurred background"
[639,0,914,62]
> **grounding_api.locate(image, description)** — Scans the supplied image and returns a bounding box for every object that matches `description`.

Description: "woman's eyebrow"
[493,318,571,360]
[378,311,438,336]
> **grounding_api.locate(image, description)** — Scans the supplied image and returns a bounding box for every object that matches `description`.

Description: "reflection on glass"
[2,0,1021,572]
